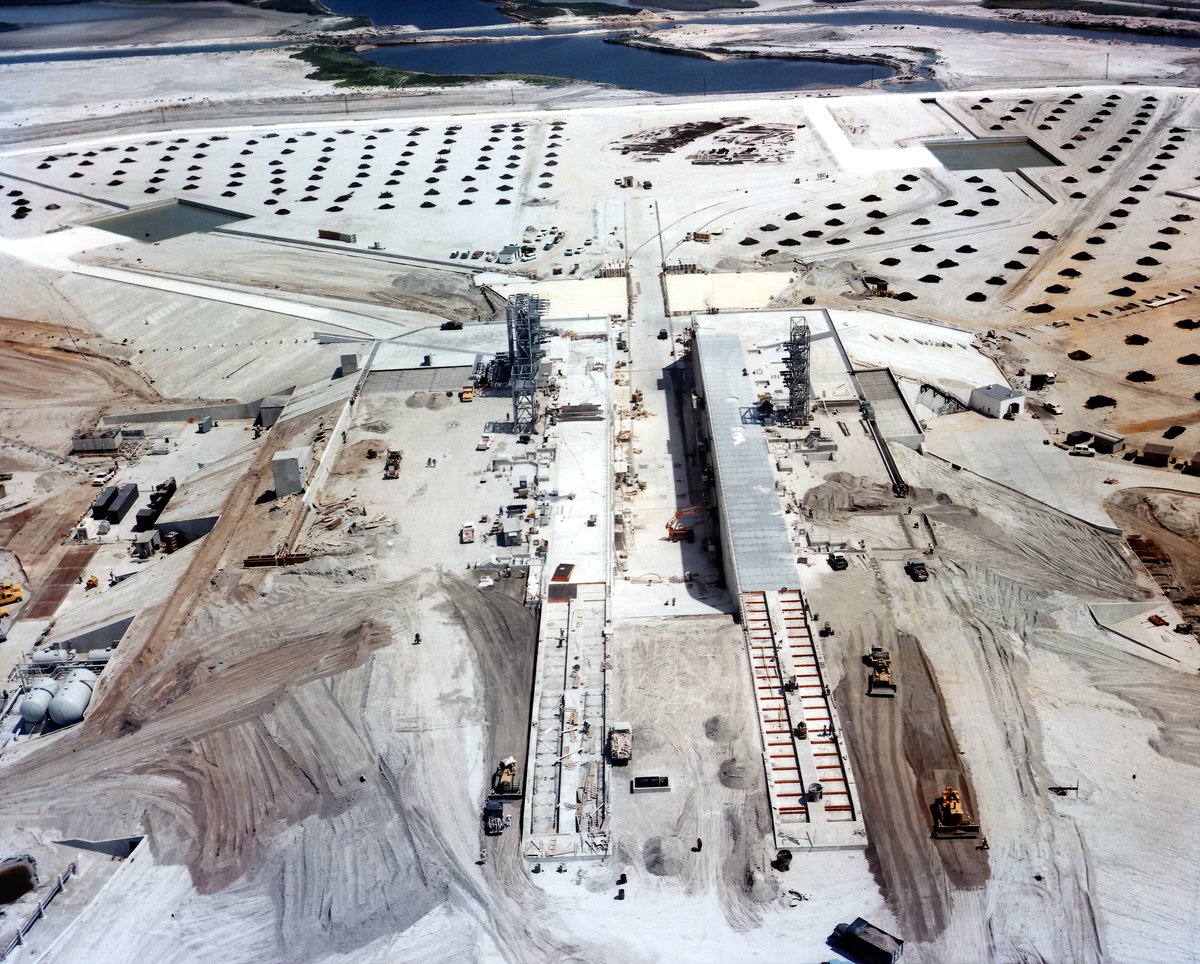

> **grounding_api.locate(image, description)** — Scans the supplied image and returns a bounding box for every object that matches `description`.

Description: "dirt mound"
[1125,370,1156,382]
[704,714,738,741]
[1068,350,1092,361]
[1085,395,1117,409]
[719,757,751,789]
[643,836,686,877]
[404,391,454,410]
[1124,334,1149,345]
[1178,354,1200,366]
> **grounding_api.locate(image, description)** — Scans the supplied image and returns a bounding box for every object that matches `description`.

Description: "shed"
[133,529,161,559]
[1065,430,1092,447]
[500,520,525,548]
[969,383,1024,419]
[1141,443,1173,467]
[830,917,904,963]
[1092,430,1125,454]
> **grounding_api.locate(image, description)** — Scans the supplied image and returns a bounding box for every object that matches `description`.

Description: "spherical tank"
[47,668,97,726]
[19,679,61,724]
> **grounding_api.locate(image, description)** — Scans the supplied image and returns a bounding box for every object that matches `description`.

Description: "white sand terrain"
[0,6,1198,964]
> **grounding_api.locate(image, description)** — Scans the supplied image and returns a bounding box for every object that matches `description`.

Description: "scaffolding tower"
[782,316,811,425]
[507,294,549,433]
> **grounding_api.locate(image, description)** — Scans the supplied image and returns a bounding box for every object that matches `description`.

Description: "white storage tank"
[20,679,61,724]
[32,648,73,666]
[85,648,114,664]
[47,668,97,725]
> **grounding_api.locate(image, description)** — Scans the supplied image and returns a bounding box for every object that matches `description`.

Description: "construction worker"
[479,849,487,864]
[414,633,421,645]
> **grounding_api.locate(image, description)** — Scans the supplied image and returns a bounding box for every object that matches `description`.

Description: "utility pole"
[1105,53,1110,81]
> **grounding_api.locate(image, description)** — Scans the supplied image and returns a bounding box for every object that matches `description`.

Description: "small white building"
[969,383,1025,419]
[272,447,313,497]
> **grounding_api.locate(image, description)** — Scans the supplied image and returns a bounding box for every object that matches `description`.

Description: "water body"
[927,137,1062,172]
[362,36,891,94]
[93,200,249,243]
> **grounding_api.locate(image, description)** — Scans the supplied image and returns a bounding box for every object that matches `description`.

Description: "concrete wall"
[102,401,261,427]
[272,447,313,498]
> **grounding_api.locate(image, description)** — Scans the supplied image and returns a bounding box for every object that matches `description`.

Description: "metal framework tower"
[506,294,548,433]
[782,316,811,426]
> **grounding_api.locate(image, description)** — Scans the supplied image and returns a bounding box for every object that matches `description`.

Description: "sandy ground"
[0,11,1199,962]
[0,2,336,51]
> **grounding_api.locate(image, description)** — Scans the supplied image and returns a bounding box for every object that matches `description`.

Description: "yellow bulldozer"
[932,785,980,839]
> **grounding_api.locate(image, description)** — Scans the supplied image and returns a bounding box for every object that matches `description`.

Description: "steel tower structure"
[506,294,548,433]
[782,316,811,425]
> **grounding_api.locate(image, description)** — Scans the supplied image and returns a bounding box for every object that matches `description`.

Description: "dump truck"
[932,785,980,839]
[828,553,849,571]
[483,798,505,836]
[904,559,928,582]
[609,723,633,765]
[492,756,521,798]
[866,646,896,697]
[460,523,475,545]
[383,449,402,480]
[0,582,23,607]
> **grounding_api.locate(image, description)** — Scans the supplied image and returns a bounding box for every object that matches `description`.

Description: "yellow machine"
[866,646,896,697]
[0,581,23,606]
[84,575,99,590]
[933,785,980,839]
[459,386,474,402]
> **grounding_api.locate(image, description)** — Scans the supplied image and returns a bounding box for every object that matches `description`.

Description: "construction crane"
[666,505,706,543]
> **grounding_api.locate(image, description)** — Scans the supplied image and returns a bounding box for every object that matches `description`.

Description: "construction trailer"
[106,483,140,525]
[91,485,119,520]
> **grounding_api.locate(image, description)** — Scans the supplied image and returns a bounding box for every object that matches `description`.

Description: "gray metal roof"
[974,383,1022,401]
[696,332,797,593]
